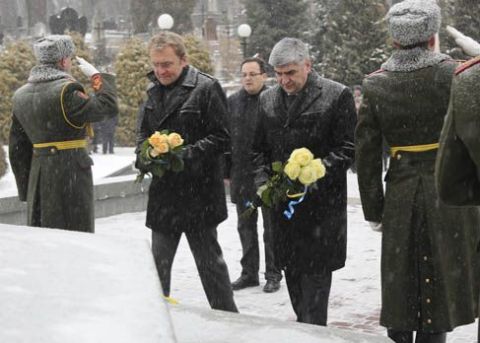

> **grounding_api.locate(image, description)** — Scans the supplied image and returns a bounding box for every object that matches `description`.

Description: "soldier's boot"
[415,332,446,343]
[387,329,413,343]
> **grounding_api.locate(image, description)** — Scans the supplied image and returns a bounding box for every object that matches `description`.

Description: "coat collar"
[146,65,197,90]
[381,48,451,72]
[146,66,198,127]
[276,71,323,127]
[28,64,72,83]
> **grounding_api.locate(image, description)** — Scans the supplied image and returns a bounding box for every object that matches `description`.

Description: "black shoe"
[231,275,259,290]
[263,280,280,293]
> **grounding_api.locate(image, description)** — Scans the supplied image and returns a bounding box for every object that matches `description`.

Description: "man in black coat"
[228,57,282,293]
[136,31,237,312]
[252,38,356,325]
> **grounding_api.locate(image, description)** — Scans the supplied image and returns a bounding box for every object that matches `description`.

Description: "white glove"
[369,221,382,232]
[76,56,100,78]
[446,26,480,57]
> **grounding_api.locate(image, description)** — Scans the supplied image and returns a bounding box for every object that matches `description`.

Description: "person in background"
[252,37,356,325]
[355,1,480,342]
[100,114,118,154]
[228,57,282,293]
[135,31,238,312]
[9,35,118,232]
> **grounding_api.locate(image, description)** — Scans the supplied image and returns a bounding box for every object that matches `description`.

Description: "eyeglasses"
[241,72,263,78]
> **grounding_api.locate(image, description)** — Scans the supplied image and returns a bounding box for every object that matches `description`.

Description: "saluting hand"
[447,26,480,58]
[76,56,100,78]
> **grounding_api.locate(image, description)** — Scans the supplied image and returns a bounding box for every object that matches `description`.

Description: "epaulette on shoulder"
[455,56,480,75]
[366,69,385,78]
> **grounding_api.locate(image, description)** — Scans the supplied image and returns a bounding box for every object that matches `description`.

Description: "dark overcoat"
[252,71,356,273]
[227,87,266,204]
[9,72,118,232]
[436,56,480,206]
[356,52,480,332]
[136,66,229,232]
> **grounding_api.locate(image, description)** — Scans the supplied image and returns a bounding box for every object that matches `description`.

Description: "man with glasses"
[252,38,356,325]
[228,57,282,293]
[135,31,238,312]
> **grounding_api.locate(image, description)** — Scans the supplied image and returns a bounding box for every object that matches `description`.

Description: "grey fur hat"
[387,0,441,46]
[268,37,309,67]
[33,35,75,64]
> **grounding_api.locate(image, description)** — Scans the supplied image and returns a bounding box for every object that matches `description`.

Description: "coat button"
[50,148,55,154]
[425,278,430,283]
[427,319,432,324]
[423,256,428,261]
[396,153,402,160]
[426,298,431,304]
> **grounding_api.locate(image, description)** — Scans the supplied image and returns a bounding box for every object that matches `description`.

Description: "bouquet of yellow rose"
[135,130,185,182]
[243,147,326,219]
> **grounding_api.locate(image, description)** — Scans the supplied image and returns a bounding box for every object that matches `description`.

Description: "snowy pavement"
[95,203,477,342]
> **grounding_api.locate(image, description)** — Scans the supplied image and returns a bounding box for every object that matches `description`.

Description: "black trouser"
[387,330,446,343]
[102,131,114,153]
[285,267,332,325]
[235,203,282,282]
[151,226,238,312]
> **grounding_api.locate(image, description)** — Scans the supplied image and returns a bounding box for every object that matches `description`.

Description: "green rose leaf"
[272,161,283,173]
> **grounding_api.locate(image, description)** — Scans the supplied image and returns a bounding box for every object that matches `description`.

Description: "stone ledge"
[0,177,151,225]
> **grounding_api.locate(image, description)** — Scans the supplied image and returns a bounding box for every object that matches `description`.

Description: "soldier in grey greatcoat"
[435,29,480,343]
[9,35,118,233]
[252,38,356,326]
[356,1,480,342]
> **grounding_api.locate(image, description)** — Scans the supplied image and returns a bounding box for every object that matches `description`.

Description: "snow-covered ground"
[0,147,477,342]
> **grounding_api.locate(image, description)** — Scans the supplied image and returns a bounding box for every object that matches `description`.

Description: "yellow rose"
[167,132,184,148]
[148,132,168,149]
[284,161,301,180]
[153,142,169,155]
[289,148,314,167]
[309,158,326,179]
[298,164,318,185]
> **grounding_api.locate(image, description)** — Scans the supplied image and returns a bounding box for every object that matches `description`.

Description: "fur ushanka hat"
[33,35,75,64]
[387,0,441,46]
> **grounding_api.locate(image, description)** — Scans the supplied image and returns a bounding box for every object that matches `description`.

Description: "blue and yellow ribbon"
[283,186,307,220]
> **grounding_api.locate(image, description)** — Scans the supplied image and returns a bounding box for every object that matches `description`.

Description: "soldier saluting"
[9,35,118,232]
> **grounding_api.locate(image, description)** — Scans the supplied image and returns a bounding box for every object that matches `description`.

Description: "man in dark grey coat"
[228,57,282,293]
[252,38,356,325]
[136,31,237,312]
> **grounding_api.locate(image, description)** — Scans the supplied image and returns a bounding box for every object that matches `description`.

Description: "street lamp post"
[237,23,251,58]
[157,14,174,31]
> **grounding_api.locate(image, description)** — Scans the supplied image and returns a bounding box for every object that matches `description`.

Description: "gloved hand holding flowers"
[135,130,185,182]
[242,147,326,220]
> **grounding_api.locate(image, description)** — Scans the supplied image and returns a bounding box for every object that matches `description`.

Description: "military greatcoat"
[9,67,118,232]
[356,48,480,332]
[436,56,480,206]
